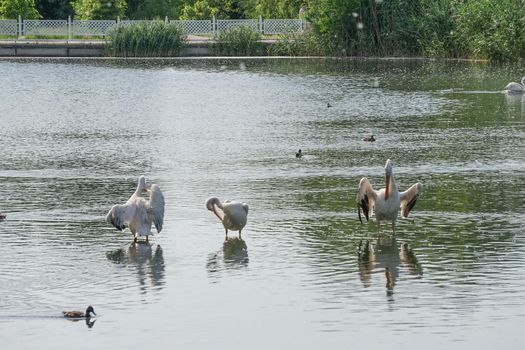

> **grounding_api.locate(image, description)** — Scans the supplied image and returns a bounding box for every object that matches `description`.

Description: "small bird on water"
[363,135,376,142]
[0,212,5,221]
[63,305,96,318]
[296,149,303,158]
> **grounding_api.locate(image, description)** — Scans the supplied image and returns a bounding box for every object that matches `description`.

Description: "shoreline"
[0,39,489,62]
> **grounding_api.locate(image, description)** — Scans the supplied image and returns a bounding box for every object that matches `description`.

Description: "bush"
[106,21,187,57]
[452,0,525,61]
[268,31,328,56]
[0,0,41,19]
[212,26,264,56]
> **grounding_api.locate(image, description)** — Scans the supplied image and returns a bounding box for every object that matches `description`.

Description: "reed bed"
[212,26,265,56]
[106,21,186,57]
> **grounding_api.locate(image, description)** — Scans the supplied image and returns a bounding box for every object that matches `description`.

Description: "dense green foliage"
[268,31,326,56]
[180,0,244,19]
[106,21,186,56]
[0,0,41,19]
[72,0,127,20]
[212,25,264,55]
[5,0,525,61]
[126,0,182,19]
[453,0,525,61]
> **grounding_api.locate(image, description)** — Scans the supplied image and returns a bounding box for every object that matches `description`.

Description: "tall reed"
[106,21,186,57]
[212,26,264,56]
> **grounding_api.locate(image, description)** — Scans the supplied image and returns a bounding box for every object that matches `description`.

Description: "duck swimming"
[296,149,303,158]
[363,135,376,142]
[63,305,96,318]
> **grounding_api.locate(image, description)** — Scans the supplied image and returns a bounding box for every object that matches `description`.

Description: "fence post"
[165,16,168,23]
[259,15,263,34]
[117,16,121,26]
[67,16,71,40]
[212,16,216,34]
[18,15,22,39]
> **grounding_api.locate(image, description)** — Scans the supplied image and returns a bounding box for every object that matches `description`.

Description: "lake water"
[0,58,524,349]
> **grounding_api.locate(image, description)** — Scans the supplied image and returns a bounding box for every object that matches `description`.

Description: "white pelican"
[504,77,525,93]
[106,176,165,242]
[356,159,422,235]
[206,197,249,240]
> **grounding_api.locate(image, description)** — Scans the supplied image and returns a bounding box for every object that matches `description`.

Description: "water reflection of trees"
[207,238,249,279]
[358,236,422,296]
[106,242,165,292]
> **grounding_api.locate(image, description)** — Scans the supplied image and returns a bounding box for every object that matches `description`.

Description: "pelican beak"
[385,174,391,201]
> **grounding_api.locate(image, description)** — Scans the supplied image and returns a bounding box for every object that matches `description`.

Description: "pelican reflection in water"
[106,242,165,290]
[207,237,249,277]
[358,236,422,295]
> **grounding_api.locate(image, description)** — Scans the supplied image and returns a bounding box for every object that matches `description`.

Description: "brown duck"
[63,305,96,318]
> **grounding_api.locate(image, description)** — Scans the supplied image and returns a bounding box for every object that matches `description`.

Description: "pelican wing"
[356,177,377,223]
[241,203,249,215]
[399,183,422,218]
[504,82,523,93]
[222,201,248,231]
[147,184,165,233]
[106,203,136,231]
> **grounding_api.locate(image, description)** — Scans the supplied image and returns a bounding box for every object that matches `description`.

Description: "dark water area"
[0,58,524,349]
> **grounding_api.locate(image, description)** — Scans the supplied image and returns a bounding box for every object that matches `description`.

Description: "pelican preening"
[106,176,165,242]
[63,305,96,319]
[357,159,422,235]
[504,77,525,94]
[206,197,249,240]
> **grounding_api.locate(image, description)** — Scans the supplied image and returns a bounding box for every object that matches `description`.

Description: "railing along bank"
[0,16,304,38]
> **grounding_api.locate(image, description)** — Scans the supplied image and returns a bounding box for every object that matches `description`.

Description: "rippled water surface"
[0,58,524,349]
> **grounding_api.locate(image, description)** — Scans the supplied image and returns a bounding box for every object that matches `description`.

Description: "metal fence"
[0,16,304,38]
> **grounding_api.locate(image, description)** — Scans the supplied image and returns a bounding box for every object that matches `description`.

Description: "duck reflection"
[358,236,422,295]
[106,242,165,291]
[207,237,249,277]
[66,317,96,329]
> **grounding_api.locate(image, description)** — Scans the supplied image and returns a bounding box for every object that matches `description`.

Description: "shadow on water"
[207,237,249,279]
[106,242,165,292]
[358,236,422,297]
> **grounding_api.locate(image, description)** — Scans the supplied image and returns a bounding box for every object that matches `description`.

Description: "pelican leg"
[391,222,396,236]
[225,229,228,241]
[239,230,242,239]
[133,233,137,243]
[376,222,381,238]
[146,235,149,243]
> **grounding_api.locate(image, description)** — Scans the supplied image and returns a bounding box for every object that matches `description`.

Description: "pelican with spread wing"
[356,159,422,235]
[106,176,165,242]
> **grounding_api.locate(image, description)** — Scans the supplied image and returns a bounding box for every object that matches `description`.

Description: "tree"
[126,0,183,19]
[180,0,244,19]
[72,0,127,20]
[0,0,42,19]
[244,0,304,18]
[35,0,73,19]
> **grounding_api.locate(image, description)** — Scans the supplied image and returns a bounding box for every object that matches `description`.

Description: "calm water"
[0,58,524,349]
